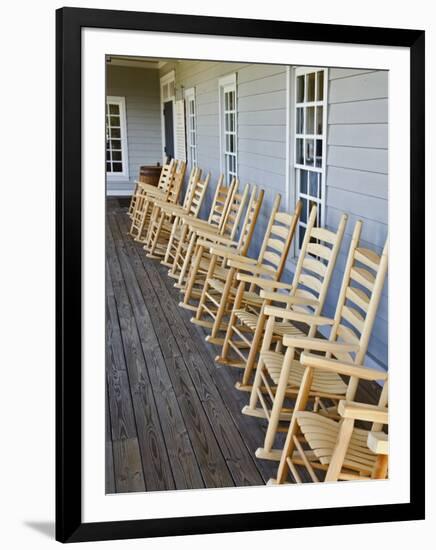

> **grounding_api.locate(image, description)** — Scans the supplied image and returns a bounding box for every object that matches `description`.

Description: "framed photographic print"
[56,7,425,543]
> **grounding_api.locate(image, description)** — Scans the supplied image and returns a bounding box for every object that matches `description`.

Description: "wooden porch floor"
[105,199,285,493]
[105,199,382,493]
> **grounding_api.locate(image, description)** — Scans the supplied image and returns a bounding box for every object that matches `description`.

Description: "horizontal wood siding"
[160,61,287,254]
[325,69,388,369]
[107,66,162,194]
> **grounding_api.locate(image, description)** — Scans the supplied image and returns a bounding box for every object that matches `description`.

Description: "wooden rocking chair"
[212,204,340,379]
[271,361,388,484]
[163,175,233,275]
[143,168,210,259]
[128,159,175,222]
[187,194,295,337]
[129,159,186,243]
[172,179,250,293]
[179,185,264,313]
[228,207,348,392]
[246,223,388,461]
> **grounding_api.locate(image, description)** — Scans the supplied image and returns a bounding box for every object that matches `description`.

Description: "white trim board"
[106,95,129,181]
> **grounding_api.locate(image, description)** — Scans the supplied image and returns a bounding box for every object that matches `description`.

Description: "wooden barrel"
[138,165,162,186]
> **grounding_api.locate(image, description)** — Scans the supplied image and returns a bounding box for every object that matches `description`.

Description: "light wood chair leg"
[177,232,196,287]
[169,224,188,275]
[181,244,204,305]
[324,418,355,482]
[209,266,237,340]
[216,281,245,362]
[163,216,181,266]
[194,254,217,321]
[276,366,314,483]
[241,310,268,387]
[244,315,276,412]
[147,211,165,256]
[371,455,388,479]
[258,346,296,456]
[144,205,158,247]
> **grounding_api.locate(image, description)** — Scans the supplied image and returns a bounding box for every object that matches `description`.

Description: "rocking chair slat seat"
[295,411,377,473]
[260,351,348,394]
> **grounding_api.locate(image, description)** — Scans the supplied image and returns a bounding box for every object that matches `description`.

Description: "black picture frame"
[56,7,425,543]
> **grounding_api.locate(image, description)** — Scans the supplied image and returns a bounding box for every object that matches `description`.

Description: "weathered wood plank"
[107,225,176,491]
[116,213,265,487]
[107,204,383,489]
[106,355,137,441]
[105,378,116,494]
[105,441,116,494]
[110,213,234,489]
[112,438,146,493]
[108,215,214,489]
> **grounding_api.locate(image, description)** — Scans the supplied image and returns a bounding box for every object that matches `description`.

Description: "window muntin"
[185,89,197,167]
[219,74,237,185]
[106,97,128,177]
[294,68,328,248]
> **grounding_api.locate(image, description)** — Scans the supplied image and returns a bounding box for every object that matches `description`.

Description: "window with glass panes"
[106,97,128,176]
[294,68,328,249]
[185,89,197,167]
[219,75,237,184]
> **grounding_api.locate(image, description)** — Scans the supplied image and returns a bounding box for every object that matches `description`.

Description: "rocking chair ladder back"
[183,185,265,317]
[128,158,173,218]
[212,197,302,363]
[167,174,235,279]
[175,179,250,294]
[129,158,177,239]
[240,206,348,407]
[130,159,186,243]
[144,168,210,259]
[159,169,211,265]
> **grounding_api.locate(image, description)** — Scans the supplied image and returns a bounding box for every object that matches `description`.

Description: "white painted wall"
[106,65,162,194]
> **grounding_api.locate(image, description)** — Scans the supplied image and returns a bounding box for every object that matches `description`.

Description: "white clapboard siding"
[328,98,388,124]
[326,68,388,370]
[159,61,286,229]
[329,70,388,103]
[106,65,162,194]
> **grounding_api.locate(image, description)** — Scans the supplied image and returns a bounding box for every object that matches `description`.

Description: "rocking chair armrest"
[367,432,389,455]
[264,306,335,326]
[205,245,250,260]
[138,184,167,198]
[235,275,293,290]
[300,352,388,382]
[157,202,187,216]
[182,218,220,233]
[227,261,276,276]
[194,230,235,246]
[259,290,319,307]
[282,335,358,353]
[338,400,389,425]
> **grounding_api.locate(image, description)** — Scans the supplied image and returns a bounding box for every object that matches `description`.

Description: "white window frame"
[293,66,328,249]
[184,87,197,167]
[218,73,238,184]
[106,96,129,180]
[160,70,176,162]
